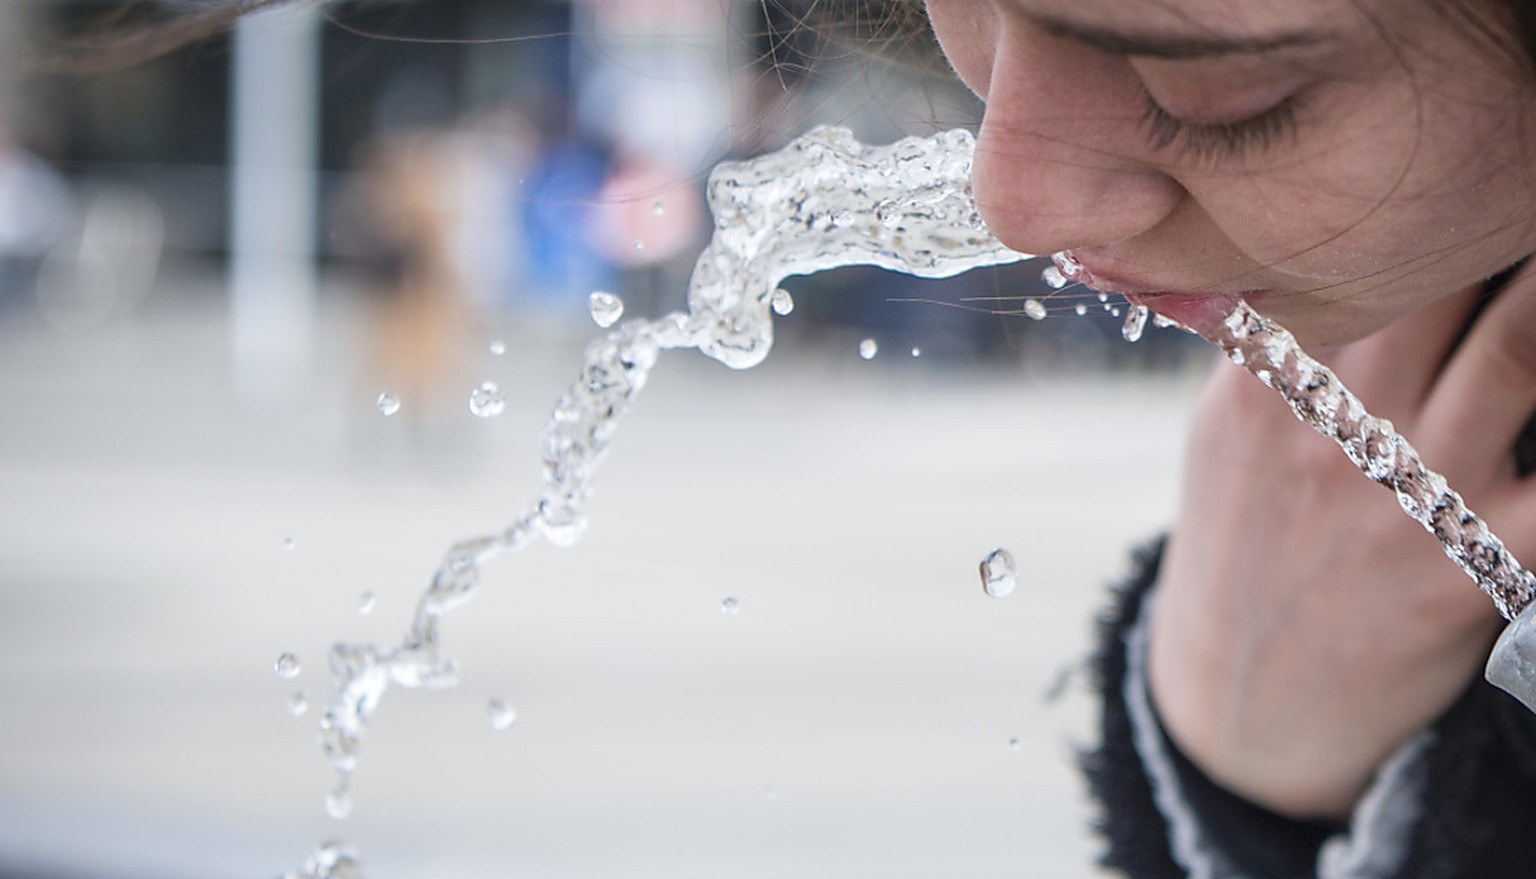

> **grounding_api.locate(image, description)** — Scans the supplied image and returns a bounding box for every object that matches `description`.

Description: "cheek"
[1181,83,1480,285]
[1197,54,1536,306]
[1239,111,1530,291]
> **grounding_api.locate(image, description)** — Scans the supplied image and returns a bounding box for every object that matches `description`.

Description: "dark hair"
[1430,0,1536,83]
[21,0,308,76]
[24,0,1536,92]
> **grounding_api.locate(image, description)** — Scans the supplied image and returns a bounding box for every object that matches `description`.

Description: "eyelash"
[1140,90,1301,163]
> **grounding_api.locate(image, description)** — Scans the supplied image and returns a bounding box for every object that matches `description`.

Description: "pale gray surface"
[0,290,1202,878]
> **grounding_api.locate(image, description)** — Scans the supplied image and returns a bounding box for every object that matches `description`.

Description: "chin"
[1252,294,1404,351]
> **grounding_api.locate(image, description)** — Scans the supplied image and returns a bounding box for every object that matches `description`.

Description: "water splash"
[770,288,794,316]
[1041,264,1068,290]
[1203,303,1536,621]
[1204,302,1536,623]
[285,840,364,879]
[468,382,506,418]
[302,126,1029,848]
[1051,249,1536,701]
[588,290,624,328]
[324,786,353,820]
[979,548,1018,598]
[1120,305,1149,343]
[487,698,516,731]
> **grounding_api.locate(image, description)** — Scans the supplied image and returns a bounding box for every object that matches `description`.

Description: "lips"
[1054,249,1247,339]
[1124,292,1243,337]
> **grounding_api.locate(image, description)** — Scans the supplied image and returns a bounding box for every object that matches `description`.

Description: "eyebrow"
[1032,13,1336,59]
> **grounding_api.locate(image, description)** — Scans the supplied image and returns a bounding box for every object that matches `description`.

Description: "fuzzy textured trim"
[1081,539,1536,878]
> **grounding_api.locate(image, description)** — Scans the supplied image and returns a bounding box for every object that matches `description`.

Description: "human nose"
[970,27,1183,255]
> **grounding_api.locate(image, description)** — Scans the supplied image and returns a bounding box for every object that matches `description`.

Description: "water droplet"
[632,239,645,252]
[487,698,517,730]
[859,338,878,360]
[375,392,401,417]
[910,347,922,358]
[303,841,365,879]
[721,596,740,615]
[356,592,376,616]
[764,785,779,801]
[283,537,295,551]
[488,339,506,356]
[1110,306,1122,318]
[979,548,1018,598]
[288,690,309,717]
[589,290,624,328]
[1041,264,1068,290]
[275,652,301,679]
[652,201,665,216]
[1097,292,1109,304]
[1051,250,1084,280]
[1022,299,1047,321]
[468,382,506,418]
[324,787,353,820]
[770,288,795,316]
[1074,303,1088,317]
[1008,736,1022,751]
[1121,304,1150,343]
[538,498,587,547]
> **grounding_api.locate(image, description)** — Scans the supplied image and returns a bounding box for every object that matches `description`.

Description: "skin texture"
[927,0,1536,347]
[927,0,1536,818]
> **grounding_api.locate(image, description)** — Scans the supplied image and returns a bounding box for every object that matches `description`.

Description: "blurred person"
[336,130,477,430]
[519,132,617,312]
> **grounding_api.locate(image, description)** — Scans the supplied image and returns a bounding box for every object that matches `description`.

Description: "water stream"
[286,125,1536,875]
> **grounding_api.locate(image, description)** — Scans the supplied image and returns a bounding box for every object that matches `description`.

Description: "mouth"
[1051,250,1248,339]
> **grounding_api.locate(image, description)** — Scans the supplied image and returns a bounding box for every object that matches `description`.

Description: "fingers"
[1422,261,1536,480]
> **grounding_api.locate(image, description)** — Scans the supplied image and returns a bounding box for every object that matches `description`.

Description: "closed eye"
[1140,89,1302,164]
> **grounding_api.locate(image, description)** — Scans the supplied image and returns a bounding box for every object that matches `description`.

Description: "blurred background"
[0,1,1209,876]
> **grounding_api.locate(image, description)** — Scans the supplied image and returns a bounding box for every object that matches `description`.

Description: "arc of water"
[299,125,1536,875]
[1192,304,1536,711]
[313,126,1032,813]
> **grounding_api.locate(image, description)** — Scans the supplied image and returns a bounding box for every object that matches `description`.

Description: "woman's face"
[926,0,1536,345]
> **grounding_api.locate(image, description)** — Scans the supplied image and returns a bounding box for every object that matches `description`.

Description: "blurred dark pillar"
[0,3,23,132]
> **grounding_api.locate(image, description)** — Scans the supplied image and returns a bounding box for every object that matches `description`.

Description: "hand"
[1147,264,1536,820]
